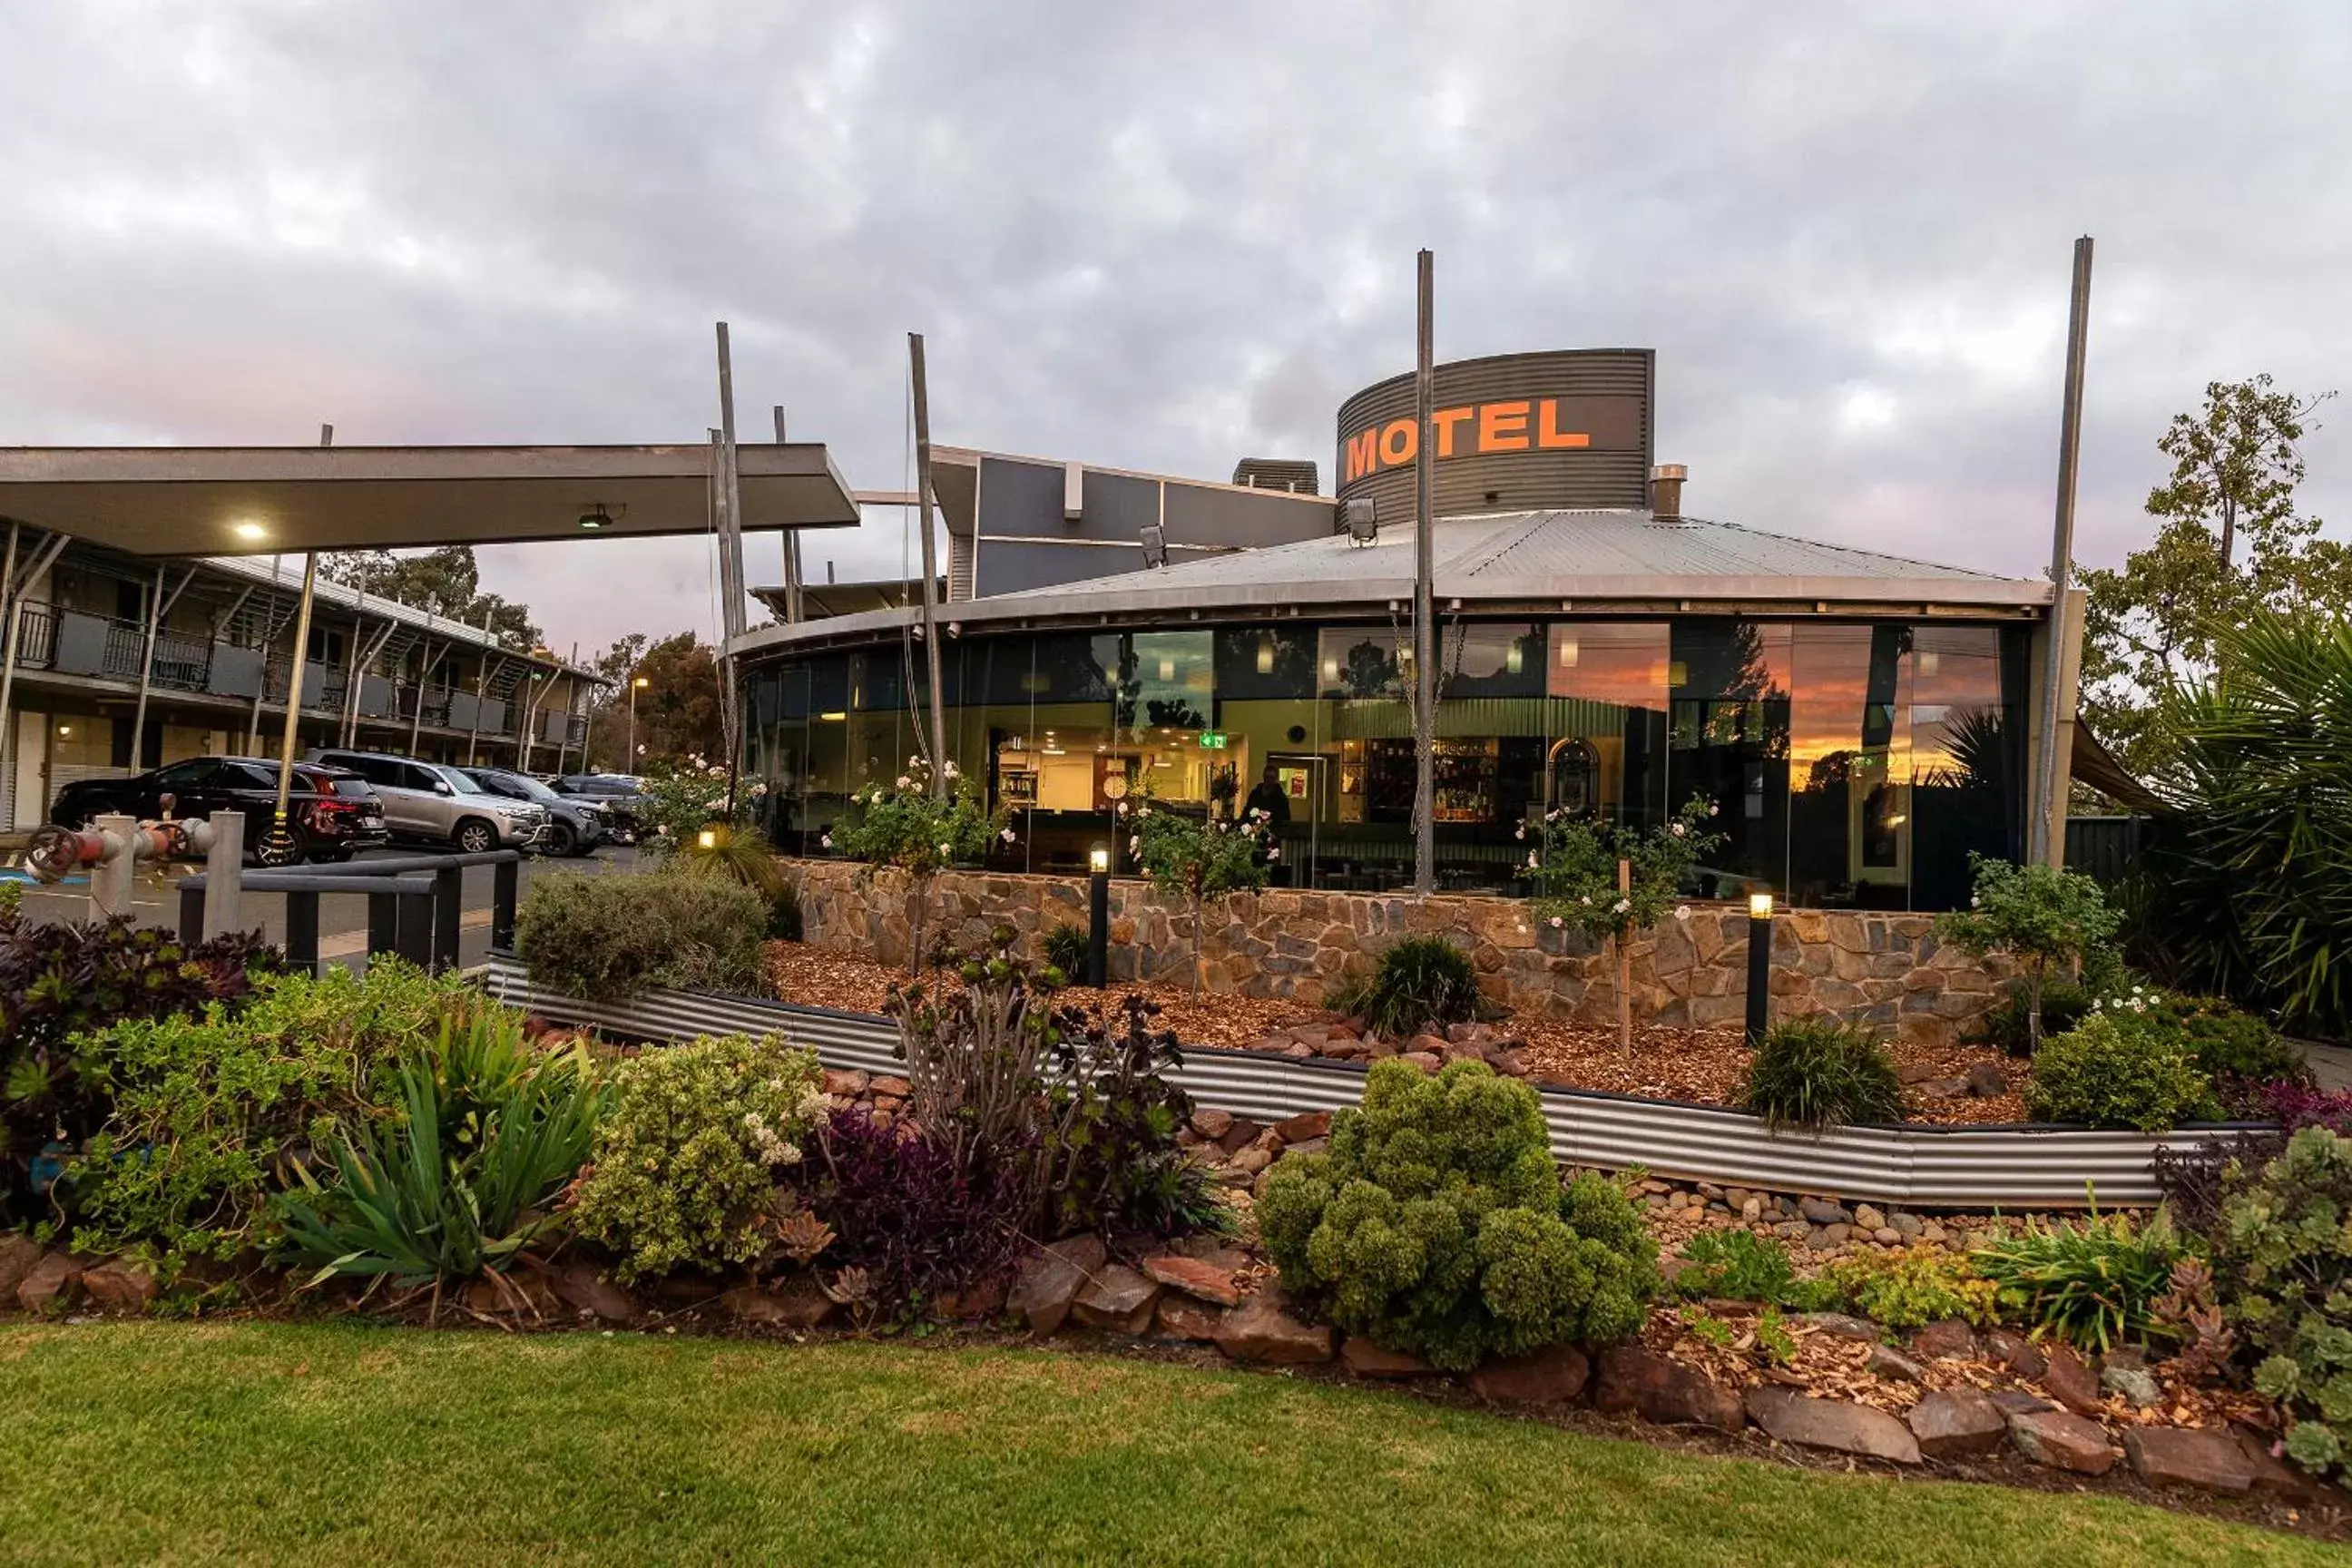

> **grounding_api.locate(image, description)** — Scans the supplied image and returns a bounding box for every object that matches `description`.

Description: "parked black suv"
[459,767,605,857]
[49,756,389,866]
[551,772,646,844]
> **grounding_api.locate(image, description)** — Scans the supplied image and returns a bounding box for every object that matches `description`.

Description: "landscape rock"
[1213,1296,1335,1365]
[1467,1345,1589,1405]
[720,1284,818,1327]
[1910,1319,1977,1360]
[868,1074,912,1098]
[2038,1342,2105,1417]
[2006,1408,2116,1475]
[2236,1431,2320,1502]
[0,1232,44,1301]
[820,1067,869,1097]
[1964,1062,2007,1097]
[1980,1326,2044,1380]
[2123,1426,2257,1495]
[1154,1298,1223,1342]
[1593,1346,1745,1432]
[1852,1203,1886,1232]
[1226,1147,1274,1177]
[2102,1361,2163,1410]
[1797,1312,1882,1342]
[79,1259,158,1314]
[1140,1253,1243,1308]
[550,1264,639,1324]
[1340,1338,1436,1378]
[1273,1110,1333,1143]
[763,1276,841,1328]
[1798,1197,1849,1225]
[1906,1388,2009,1461]
[1070,1264,1162,1334]
[1865,1344,1926,1384]
[1215,1117,1264,1155]
[1920,1076,1970,1100]
[15,1252,83,1312]
[1191,1108,1234,1142]
[1006,1235,1108,1337]
[1399,1051,1444,1074]
[1745,1387,1921,1465]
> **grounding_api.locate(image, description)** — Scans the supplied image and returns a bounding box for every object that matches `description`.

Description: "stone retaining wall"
[786,859,2012,1046]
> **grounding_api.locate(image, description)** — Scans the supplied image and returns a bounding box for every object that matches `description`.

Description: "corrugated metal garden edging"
[478,955,2243,1210]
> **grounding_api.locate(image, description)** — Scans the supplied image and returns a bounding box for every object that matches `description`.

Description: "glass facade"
[743,615,2030,910]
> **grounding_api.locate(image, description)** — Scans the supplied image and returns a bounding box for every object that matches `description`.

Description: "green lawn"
[0,1321,2329,1566]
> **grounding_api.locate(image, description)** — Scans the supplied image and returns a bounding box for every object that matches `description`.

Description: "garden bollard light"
[1745,889,1774,1047]
[1087,845,1111,989]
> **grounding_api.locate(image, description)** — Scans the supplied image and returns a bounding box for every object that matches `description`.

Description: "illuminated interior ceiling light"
[1157,657,1175,681]
[1256,638,1275,675]
[1557,637,1580,668]
[818,710,847,721]
[232,520,267,541]
[1322,658,1339,682]
[1917,650,1941,676]
[1504,642,1524,675]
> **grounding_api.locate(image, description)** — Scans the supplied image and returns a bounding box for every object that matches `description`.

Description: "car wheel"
[254,833,305,869]
[544,821,579,858]
[455,818,496,855]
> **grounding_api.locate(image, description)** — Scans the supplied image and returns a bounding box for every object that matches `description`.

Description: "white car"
[311,750,548,854]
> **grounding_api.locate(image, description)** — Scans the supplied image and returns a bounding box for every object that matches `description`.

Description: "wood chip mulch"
[764,944,2030,1123]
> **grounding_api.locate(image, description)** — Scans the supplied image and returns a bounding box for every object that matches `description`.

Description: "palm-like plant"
[2145,612,2352,1036]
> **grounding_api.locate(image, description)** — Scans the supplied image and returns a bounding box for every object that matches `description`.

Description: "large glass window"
[1546,622,1670,832]
[1671,621,1791,897]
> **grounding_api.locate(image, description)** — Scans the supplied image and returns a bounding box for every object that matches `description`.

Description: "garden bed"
[764,943,2033,1124]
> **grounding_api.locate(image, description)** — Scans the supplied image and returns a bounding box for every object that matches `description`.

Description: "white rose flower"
[1267,847,1280,861]
[1525,851,1539,869]
[1549,915,1563,928]
[819,833,833,848]
[1514,826,1525,840]
[1675,906,1690,919]
[1670,822,1686,838]
[936,841,951,857]
[1613,897,1632,914]
[897,775,912,789]
[1129,835,1141,853]
[1000,827,1016,842]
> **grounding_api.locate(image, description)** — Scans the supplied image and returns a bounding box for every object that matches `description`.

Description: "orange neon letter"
[1346,427,1379,482]
[1378,418,1417,467]
[1537,399,1591,449]
[1478,400,1531,451]
[1432,406,1474,456]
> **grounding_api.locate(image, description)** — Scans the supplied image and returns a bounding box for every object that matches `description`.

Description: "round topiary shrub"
[2024,1013,2219,1132]
[1739,1017,1905,1131]
[1339,936,1485,1040]
[1256,1057,1658,1371]
[516,867,769,1002]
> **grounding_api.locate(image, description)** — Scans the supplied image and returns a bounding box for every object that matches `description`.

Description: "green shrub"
[68,963,485,1267]
[275,1015,606,1304]
[1336,936,1485,1041]
[1671,1229,1839,1311]
[516,867,769,1002]
[2212,1127,2352,1478]
[1825,1246,1997,1332]
[769,877,805,943]
[1040,923,1089,979]
[569,1033,823,1282]
[1974,980,2097,1059]
[1257,1058,1658,1371]
[1972,1208,2183,1354]
[1740,1018,1905,1132]
[2103,991,2307,1089]
[2025,1014,2218,1132]
[1129,797,1270,995]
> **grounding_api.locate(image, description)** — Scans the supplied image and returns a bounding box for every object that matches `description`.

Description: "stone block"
[1745,1387,1920,1465]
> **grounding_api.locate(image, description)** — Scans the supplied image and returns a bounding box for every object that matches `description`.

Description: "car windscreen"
[488,772,563,803]
[329,778,376,799]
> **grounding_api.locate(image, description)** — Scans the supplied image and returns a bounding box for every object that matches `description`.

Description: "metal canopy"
[0,442,860,557]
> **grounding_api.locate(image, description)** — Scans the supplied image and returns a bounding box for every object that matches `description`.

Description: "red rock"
[1341,1338,1436,1378]
[1593,1346,1744,1432]
[720,1285,806,1326]
[1215,1117,1264,1156]
[550,1264,639,1324]
[869,1074,912,1098]
[2007,1407,2116,1475]
[1006,1236,1108,1337]
[1320,1040,1370,1062]
[1399,1052,1444,1075]
[2236,1430,2320,1501]
[1906,1388,2008,1460]
[1273,1110,1333,1144]
[1213,1296,1335,1365]
[1140,1253,1242,1308]
[1980,1326,2045,1380]
[1406,1034,1449,1056]
[79,1259,158,1314]
[938,1275,1004,1321]
[1489,1050,1531,1077]
[1745,1387,1921,1465]
[15,1252,83,1312]
[1070,1265,1161,1334]
[766,1276,840,1328]
[2123,1426,2257,1494]
[1190,1108,1235,1141]
[2037,1342,2104,1417]
[1468,1345,1590,1405]
[1909,1318,1976,1360]
[0,1232,43,1300]
[1155,1298,1224,1342]
[820,1067,869,1097]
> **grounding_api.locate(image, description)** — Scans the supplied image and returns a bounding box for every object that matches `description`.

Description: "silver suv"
[310,750,547,854]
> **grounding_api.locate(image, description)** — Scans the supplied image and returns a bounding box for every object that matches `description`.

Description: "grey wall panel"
[975,456,1065,537]
[477,698,507,735]
[1161,484,1334,548]
[359,672,397,718]
[1336,348,1654,523]
[975,540,1143,598]
[447,691,480,730]
[206,641,264,699]
[1077,469,1160,544]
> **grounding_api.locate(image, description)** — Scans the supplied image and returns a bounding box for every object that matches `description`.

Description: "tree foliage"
[828,757,1004,970]
[2077,376,2345,785]
[1935,855,2119,1050]
[320,544,542,651]
[1528,795,1721,944]
[582,631,723,769]
[1127,799,1271,995]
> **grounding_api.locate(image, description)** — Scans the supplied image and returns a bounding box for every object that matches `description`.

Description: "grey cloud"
[3,0,2348,655]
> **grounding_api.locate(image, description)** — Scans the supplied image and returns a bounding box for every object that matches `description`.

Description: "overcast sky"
[5,2,2348,657]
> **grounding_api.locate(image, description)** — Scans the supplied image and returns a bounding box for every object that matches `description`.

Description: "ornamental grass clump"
[1257,1057,1659,1372]
[1334,936,1485,1041]
[1972,1206,2183,1354]
[1739,1017,1905,1132]
[568,1032,825,1283]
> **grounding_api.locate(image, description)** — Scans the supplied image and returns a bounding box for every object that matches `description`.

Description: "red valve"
[26,824,108,881]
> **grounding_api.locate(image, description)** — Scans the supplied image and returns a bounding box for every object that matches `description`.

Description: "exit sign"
[1198,731,1228,750]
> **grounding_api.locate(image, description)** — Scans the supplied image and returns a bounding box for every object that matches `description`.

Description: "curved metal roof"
[730,507,2051,657]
